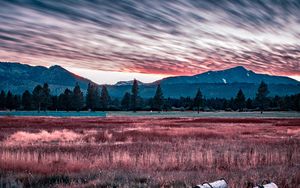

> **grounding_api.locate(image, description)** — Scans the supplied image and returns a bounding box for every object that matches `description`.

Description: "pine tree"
[22,90,32,110]
[100,85,111,110]
[62,88,73,111]
[86,83,100,111]
[72,83,84,111]
[58,93,65,110]
[131,79,139,112]
[153,84,164,111]
[246,98,253,109]
[94,86,100,110]
[193,88,203,113]
[86,83,94,110]
[51,96,58,111]
[6,91,14,111]
[32,85,44,112]
[255,81,269,112]
[0,90,6,110]
[13,95,20,110]
[121,92,131,110]
[234,89,246,111]
[42,83,51,111]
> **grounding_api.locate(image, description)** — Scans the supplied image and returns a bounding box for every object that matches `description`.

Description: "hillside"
[0,62,94,94]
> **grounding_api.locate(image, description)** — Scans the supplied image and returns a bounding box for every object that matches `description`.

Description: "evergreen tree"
[50,96,58,111]
[163,97,172,111]
[86,83,99,111]
[121,92,131,110]
[62,88,73,111]
[271,95,281,109]
[42,83,51,111]
[111,98,120,110]
[86,83,94,110]
[246,98,253,109]
[255,81,269,112]
[94,86,100,110]
[22,90,32,110]
[153,84,164,111]
[6,91,14,111]
[193,88,203,113]
[13,95,21,110]
[131,79,139,112]
[72,83,84,111]
[100,85,111,110]
[0,90,6,110]
[234,89,246,111]
[222,100,228,110]
[32,85,44,112]
[58,93,65,110]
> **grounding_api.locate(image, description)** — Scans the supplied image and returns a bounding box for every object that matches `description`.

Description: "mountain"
[108,66,300,99]
[0,62,299,99]
[157,66,299,85]
[115,80,144,86]
[0,62,95,94]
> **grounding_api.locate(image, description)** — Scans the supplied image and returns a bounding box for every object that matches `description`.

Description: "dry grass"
[0,117,299,187]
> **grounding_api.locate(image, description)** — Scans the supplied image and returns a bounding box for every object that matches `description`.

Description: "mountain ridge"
[0,62,299,98]
[0,62,95,94]
[154,66,299,85]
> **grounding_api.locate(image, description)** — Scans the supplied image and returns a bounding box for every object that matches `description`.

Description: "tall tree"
[62,88,73,111]
[193,88,203,113]
[234,89,246,111]
[0,90,6,110]
[131,79,139,112]
[50,96,58,111]
[255,81,269,112]
[6,91,14,111]
[246,98,253,109]
[22,90,32,110]
[86,83,94,110]
[42,83,51,111]
[13,95,21,110]
[32,85,44,112]
[153,84,164,111]
[72,83,84,111]
[100,85,111,110]
[94,86,100,110]
[121,92,131,110]
[86,83,99,111]
[58,93,65,110]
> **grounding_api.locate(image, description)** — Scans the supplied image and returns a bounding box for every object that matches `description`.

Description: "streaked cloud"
[0,0,299,79]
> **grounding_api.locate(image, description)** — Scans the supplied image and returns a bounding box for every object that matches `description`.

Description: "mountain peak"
[158,65,299,85]
[225,66,248,72]
[115,80,143,86]
[49,65,65,70]
[0,62,95,94]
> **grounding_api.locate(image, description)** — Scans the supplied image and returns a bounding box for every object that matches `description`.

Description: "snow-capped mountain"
[156,66,299,85]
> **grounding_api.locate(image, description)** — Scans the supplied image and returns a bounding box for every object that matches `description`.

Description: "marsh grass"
[0,117,299,187]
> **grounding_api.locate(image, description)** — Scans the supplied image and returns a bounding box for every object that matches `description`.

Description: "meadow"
[0,115,299,187]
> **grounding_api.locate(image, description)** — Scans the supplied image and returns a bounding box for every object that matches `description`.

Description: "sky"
[0,0,299,84]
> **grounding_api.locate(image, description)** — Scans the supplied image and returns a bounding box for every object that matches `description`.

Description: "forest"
[0,80,299,112]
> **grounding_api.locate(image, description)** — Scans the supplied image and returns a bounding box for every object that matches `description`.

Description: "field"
[0,115,299,187]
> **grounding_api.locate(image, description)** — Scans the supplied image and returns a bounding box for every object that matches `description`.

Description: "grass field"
[0,115,299,187]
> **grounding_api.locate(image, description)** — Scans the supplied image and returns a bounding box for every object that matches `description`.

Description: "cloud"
[0,0,299,77]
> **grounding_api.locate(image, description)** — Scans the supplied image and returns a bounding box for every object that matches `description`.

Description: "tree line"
[0,80,299,112]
